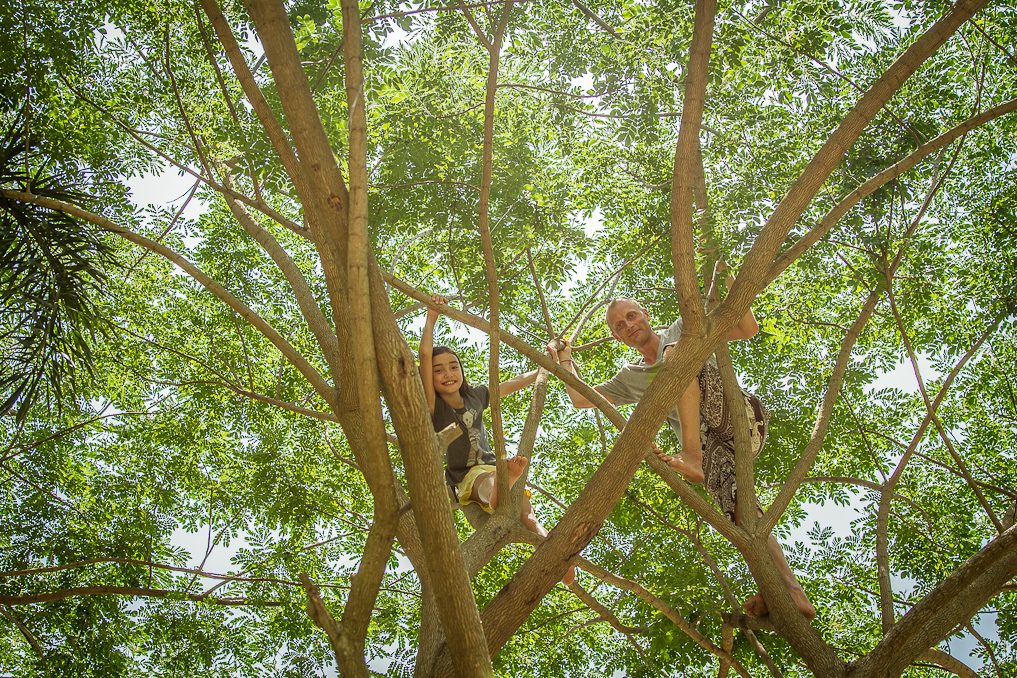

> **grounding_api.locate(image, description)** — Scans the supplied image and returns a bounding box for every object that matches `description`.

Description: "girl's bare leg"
[519,494,575,585]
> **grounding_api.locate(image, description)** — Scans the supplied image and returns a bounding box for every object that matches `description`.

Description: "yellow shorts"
[455,464,531,513]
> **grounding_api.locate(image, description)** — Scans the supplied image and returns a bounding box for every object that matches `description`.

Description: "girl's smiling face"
[432,351,464,396]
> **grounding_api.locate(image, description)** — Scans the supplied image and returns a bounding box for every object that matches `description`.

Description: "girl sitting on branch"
[419,294,575,585]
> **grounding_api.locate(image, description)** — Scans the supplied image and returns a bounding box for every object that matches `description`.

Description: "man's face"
[606,300,653,349]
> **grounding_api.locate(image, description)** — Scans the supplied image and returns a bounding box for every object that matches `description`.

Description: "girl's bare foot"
[490,457,530,509]
[506,456,529,487]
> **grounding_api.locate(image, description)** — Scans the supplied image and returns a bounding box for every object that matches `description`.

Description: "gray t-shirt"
[597,318,701,441]
[431,383,495,485]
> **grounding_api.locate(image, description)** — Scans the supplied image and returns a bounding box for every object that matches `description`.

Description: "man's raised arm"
[546,340,614,409]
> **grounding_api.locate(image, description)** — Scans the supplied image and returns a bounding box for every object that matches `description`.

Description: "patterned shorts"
[698,362,769,521]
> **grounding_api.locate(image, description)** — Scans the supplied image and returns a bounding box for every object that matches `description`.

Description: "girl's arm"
[419,294,446,415]
[497,368,539,398]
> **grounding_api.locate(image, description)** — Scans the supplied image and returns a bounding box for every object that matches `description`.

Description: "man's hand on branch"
[546,338,573,366]
[716,260,734,291]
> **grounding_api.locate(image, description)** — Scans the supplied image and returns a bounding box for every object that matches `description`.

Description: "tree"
[1,0,1015,675]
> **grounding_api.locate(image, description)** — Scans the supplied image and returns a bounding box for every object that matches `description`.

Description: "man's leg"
[740,525,816,619]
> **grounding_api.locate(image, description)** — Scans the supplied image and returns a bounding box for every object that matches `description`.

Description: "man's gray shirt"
[596,318,699,442]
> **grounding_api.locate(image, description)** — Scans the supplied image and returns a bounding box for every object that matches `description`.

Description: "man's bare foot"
[490,456,529,509]
[744,588,816,620]
[661,454,705,483]
[563,565,576,586]
[743,592,768,617]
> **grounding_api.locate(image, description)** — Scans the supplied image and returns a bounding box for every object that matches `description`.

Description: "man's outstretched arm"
[546,340,614,409]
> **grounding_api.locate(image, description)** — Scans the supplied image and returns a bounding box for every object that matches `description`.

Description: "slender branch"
[566,581,642,636]
[760,289,880,533]
[526,249,555,336]
[223,194,344,378]
[457,0,494,51]
[363,0,530,24]
[569,0,619,37]
[874,312,1006,630]
[58,72,305,236]
[0,586,287,606]
[568,551,751,677]
[0,605,46,665]
[886,286,1003,532]
[471,0,515,509]
[768,100,1017,285]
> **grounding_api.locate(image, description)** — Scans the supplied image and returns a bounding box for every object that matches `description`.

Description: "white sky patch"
[583,206,604,237]
[570,72,594,93]
[381,24,411,49]
[171,523,252,575]
[866,353,942,394]
[126,165,209,224]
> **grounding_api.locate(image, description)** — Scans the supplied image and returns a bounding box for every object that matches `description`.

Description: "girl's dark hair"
[432,346,470,397]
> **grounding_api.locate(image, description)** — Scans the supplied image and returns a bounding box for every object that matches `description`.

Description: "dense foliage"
[1,0,1015,675]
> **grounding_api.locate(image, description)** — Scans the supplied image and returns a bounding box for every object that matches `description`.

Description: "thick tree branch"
[852,525,1017,677]
[199,0,305,188]
[469,0,514,509]
[370,262,495,674]
[335,2,400,670]
[669,0,716,334]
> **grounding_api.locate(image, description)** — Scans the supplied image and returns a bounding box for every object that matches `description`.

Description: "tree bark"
[850,525,1017,678]
[669,0,716,333]
[370,260,495,676]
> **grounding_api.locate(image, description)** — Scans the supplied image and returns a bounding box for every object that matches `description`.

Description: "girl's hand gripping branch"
[419,294,449,415]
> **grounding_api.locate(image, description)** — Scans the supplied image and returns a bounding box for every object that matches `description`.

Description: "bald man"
[548,294,815,619]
